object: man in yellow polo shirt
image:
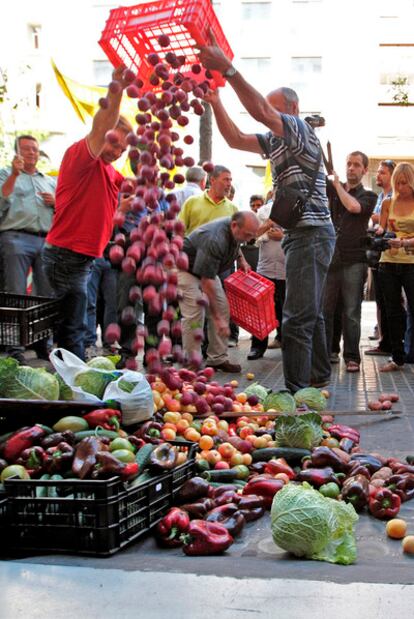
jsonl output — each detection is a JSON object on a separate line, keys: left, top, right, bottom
{"left": 178, "top": 165, "right": 238, "bottom": 233}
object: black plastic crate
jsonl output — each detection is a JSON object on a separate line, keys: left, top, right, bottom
{"left": 0, "top": 293, "right": 60, "bottom": 346}
{"left": 4, "top": 441, "right": 196, "bottom": 556}
{"left": 0, "top": 495, "right": 9, "bottom": 541}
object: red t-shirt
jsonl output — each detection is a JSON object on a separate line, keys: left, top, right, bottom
{"left": 46, "top": 138, "right": 123, "bottom": 257}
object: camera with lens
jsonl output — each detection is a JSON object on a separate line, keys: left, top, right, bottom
{"left": 361, "top": 229, "right": 396, "bottom": 267}
{"left": 304, "top": 115, "right": 325, "bottom": 129}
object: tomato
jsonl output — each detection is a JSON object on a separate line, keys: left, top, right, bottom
{"left": 241, "top": 453, "right": 253, "bottom": 466}
{"left": 199, "top": 435, "right": 214, "bottom": 450}
{"left": 184, "top": 427, "right": 201, "bottom": 442}
{"left": 111, "top": 449, "right": 136, "bottom": 463}
{"left": 402, "top": 536, "right": 414, "bottom": 554}
{"left": 201, "top": 421, "right": 218, "bottom": 436}
{"left": 175, "top": 452, "right": 187, "bottom": 466}
{"left": 217, "top": 420, "right": 229, "bottom": 432}
{"left": 253, "top": 435, "right": 268, "bottom": 449}
{"left": 321, "top": 437, "right": 340, "bottom": 448}
{"left": 162, "top": 422, "right": 177, "bottom": 432}
{"left": 163, "top": 397, "right": 181, "bottom": 413}
{"left": 109, "top": 438, "right": 136, "bottom": 453}
{"left": 218, "top": 442, "right": 235, "bottom": 460}
{"left": 274, "top": 473, "right": 290, "bottom": 485}
{"left": 215, "top": 461, "right": 230, "bottom": 470}
{"left": 230, "top": 452, "right": 244, "bottom": 466}
{"left": 163, "top": 411, "right": 181, "bottom": 425}
{"left": 161, "top": 428, "right": 177, "bottom": 441}
{"left": 176, "top": 419, "right": 190, "bottom": 434}
{"left": 205, "top": 449, "right": 222, "bottom": 465}
{"left": 181, "top": 412, "right": 194, "bottom": 423}
{"left": 239, "top": 426, "right": 254, "bottom": 439}
{"left": 236, "top": 393, "right": 247, "bottom": 404}
{"left": 152, "top": 381, "right": 167, "bottom": 393}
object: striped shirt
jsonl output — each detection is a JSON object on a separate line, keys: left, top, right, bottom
{"left": 257, "top": 115, "right": 331, "bottom": 227}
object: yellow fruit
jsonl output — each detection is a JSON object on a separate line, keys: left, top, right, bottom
{"left": 402, "top": 535, "right": 414, "bottom": 554}
{"left": 386, "top": 519, "right": 407, "bottom": 539}
{"left": 246, "top": 372, "right": 255, "bottom": 380}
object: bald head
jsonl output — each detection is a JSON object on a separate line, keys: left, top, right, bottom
{"left": 230, "top": 211, "right": 259, "bottom": 243}
{"left": 266, "top": 87, "right": 299, "bottom": 115}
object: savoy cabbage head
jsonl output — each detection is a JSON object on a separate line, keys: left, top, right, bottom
{"left": 275, "top": 412, "right": 323, "bottom": 450}
{"left": 271, "top": 482, "right": 358, "bottom": 565}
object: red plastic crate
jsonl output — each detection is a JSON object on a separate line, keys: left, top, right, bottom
{"left": 224, "top": 270, "right": 278, "bottom": 340}
{"left": 98, "top": 0, "right": 233, "bottom": 91}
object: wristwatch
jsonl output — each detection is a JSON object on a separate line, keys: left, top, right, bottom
{"left": 223, "top": 65, "right": 237, "bottom": 78}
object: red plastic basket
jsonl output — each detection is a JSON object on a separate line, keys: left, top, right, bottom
{"left": 224, "top": 270, "right": 278, "bottom": 340}
{"left": 98, "top": 0, "right": 233, "bottom": 91}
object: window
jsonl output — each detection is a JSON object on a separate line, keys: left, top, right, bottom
{"left": 29, "top": 25, "right": 41, "bottom": 50}
{"left": 93, "top": 60, "right": 113, "bottom": 86}
{"left": 290, "top": 56, "right": 322, "bottom": 91}
{"left": 241, "top": 2, "right": 271, "bottom": 20}
{"left": 35, "top": 83, "right": 41, "bottom": 109}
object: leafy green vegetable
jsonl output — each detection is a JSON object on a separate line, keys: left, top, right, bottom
{"left": 118, "top": 379, "right": 139, "bottom": 394}
{"left": 54, "top": 373, "right": 74, "bottom": 401}
{"left": 271, "top": 482, "right": 358, "bottom": 565}
{"left": 275, "top": 413, "right": 323, "bottom": 450}
{"left": 73, "top": 369, "right": 117, "bottom": 399}
{"left": 86, "top": 356, "right": 116, "bottom": 370}
{"left": 0, "top": 357, "right": 59, "bottom": 400}
{"left": 263, "top": 391, "right": 296, "bottom": 413}
{"left": 244, "top": 382, "right": 269, "bottom": 403}
{"left": 294, "top": 387, "right": 327, "bottom": 412}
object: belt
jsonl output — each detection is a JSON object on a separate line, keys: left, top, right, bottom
{"left": 16, "top": 229, "right": 47, "bottom": 237}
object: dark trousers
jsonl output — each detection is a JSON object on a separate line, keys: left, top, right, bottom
{"left": 42, "top": 245, "right": 93, "bottom": 360}
{"left": 379, "top": 263, "right": 414, "bottom": 365}
{"left": 251, "top": 277, "right": 286, "bottom": 352}
{"left": 371, "top": 266, "right": 392, "bottom": 351}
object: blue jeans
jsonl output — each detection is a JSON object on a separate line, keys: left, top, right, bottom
{"left": 281, "top": 225, "right": 335, "bottom": 392}
{"left": 86, "top": 258, "right": 118, "bottom": 347}
{"left": 42, "top": 245, "right": 93, "bottom": 360}
{"left": 379, "top": 263, "right": 414, "bottom": 366}
{"left": 251, "top": 277, "right": 286, "bottom": 352}
{"left": 323, "top": 261, "right": 367, "bottom": 364}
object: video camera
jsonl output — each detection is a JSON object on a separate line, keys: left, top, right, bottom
{"left": 361, "top": 229, "right": 396, "bottom": 267}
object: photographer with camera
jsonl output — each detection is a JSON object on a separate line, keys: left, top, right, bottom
{"left": 323, "top": 152, "right": 377, "bottom": 372}
{"left": 376, "top": 162, "right": 414, "bottom": 372}
{"left": 365, "top": 159, "right": 396, "bottom": 356}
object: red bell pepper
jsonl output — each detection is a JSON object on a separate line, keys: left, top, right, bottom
{"left": 368, "top": 487, "right": 401, "bottom": 519}
{"left": 3, "top": 425, "right": 50, "bottom": 462}
{"left": 205, "top": 503, "right": 245, "bottom": 537}
{"left": 242, "top": 475, "right": 284, "bottom": 509}
{"left": 43, "top": 442, "right": 74, "bottom": 474}
{"left": 16, "top": 445, "right": 45, "bottom": 476}
{"left": 385, "top": 474, "right": 414, "bottom": 502}
{"left": 328, "top": 424, "right": 360, "bottom": 444}
{"left": 264, "top": 458, "right": 295, "bottom": 479}
{"left": 181, "top": 520, "right": 233, "bottom": 555}
{"left": 83, "top": 409, "right": 121, "bottom": 431}
{"left": 155, "top": 507, "right": 190, "bottom": 547}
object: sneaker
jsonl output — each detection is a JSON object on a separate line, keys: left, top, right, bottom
{"left": 207, "top": 361, "right": 241, "bottom": 373}
{"left": 85, "top": 345, "right": 99, "bottom": 361}
{"left": 330, "top": 352, "right": 340, "bottom": 363}
{"left": 268, "top": 340, "right": 281, "bottom": 350}
{"left": 228, "top": 338, "right": 238, "bottom": 348}
{"left": 365, "top": 347, "right": 390, "bottom": 356}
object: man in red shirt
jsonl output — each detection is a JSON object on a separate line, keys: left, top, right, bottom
{"left": 42, "top": 65, "right": 133, "bottom": 359}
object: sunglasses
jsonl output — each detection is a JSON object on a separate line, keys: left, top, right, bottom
{"left": 381, "top": 159, "right": 396, "bottom": 170}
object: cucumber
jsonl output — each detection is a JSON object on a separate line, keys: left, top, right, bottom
{"left": 251, "top": 447, "right": 311, "bottom": 463}
{"left": 201, "top": 469, "right": 241, "bottom": 483}
{"left": 135, "top": 443, "right": 156, "bottom": 470}
{"left": 128, "top": 471, "right": 153, "bottom": 487}
{"left": 36, "top": 473, "right": 50, "bottom": 498}
{"left": 208, "top": 480, "right": 247, "bottom": 489}
{"left": 74, "top": 429, "right": 120, "bottom": 441}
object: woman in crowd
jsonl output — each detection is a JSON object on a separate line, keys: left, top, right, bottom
{"left": 377, "top": 162, "right": 414, "bottom": 371}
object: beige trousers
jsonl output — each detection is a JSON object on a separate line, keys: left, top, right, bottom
{"left": 177, "top": 271, "right": 230, "bottom": 365}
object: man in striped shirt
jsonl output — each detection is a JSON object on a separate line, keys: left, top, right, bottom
{"left": 198, "top": 41, "right": 336, "bottom": 393}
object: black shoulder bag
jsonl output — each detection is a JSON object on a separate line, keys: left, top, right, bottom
{"left": 269, "top": 148, "right": 322, "bottom": 229}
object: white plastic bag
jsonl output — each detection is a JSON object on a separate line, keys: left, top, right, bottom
{"left": 50, "top": 348, "right": 153, "bottom": 425}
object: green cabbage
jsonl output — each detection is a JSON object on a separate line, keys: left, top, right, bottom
{"left": 54, "top": 373, "right": 74, "bottom": 401}
{"left": 294, "top": 387, "right": 327, "bottom": 412}
{"left": 0, "top": 357, "right": 59, "bottom": 400}
{"left": 271, "top": 482, "right": 358, "bottom": 565}
{"left": 244, "top": 382, "right": 269, "bottom": 402}
{"left": 73, "top": 369, "right": 117, "bottom": 399}
{"left": 86, "top": 356, "right": 116, "bottom": 370}
{"left": 263, "top": 391, "right": 296, "bottom": 413}
{"left": 275, "top": 412, "right": 323, "bottom": 449}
